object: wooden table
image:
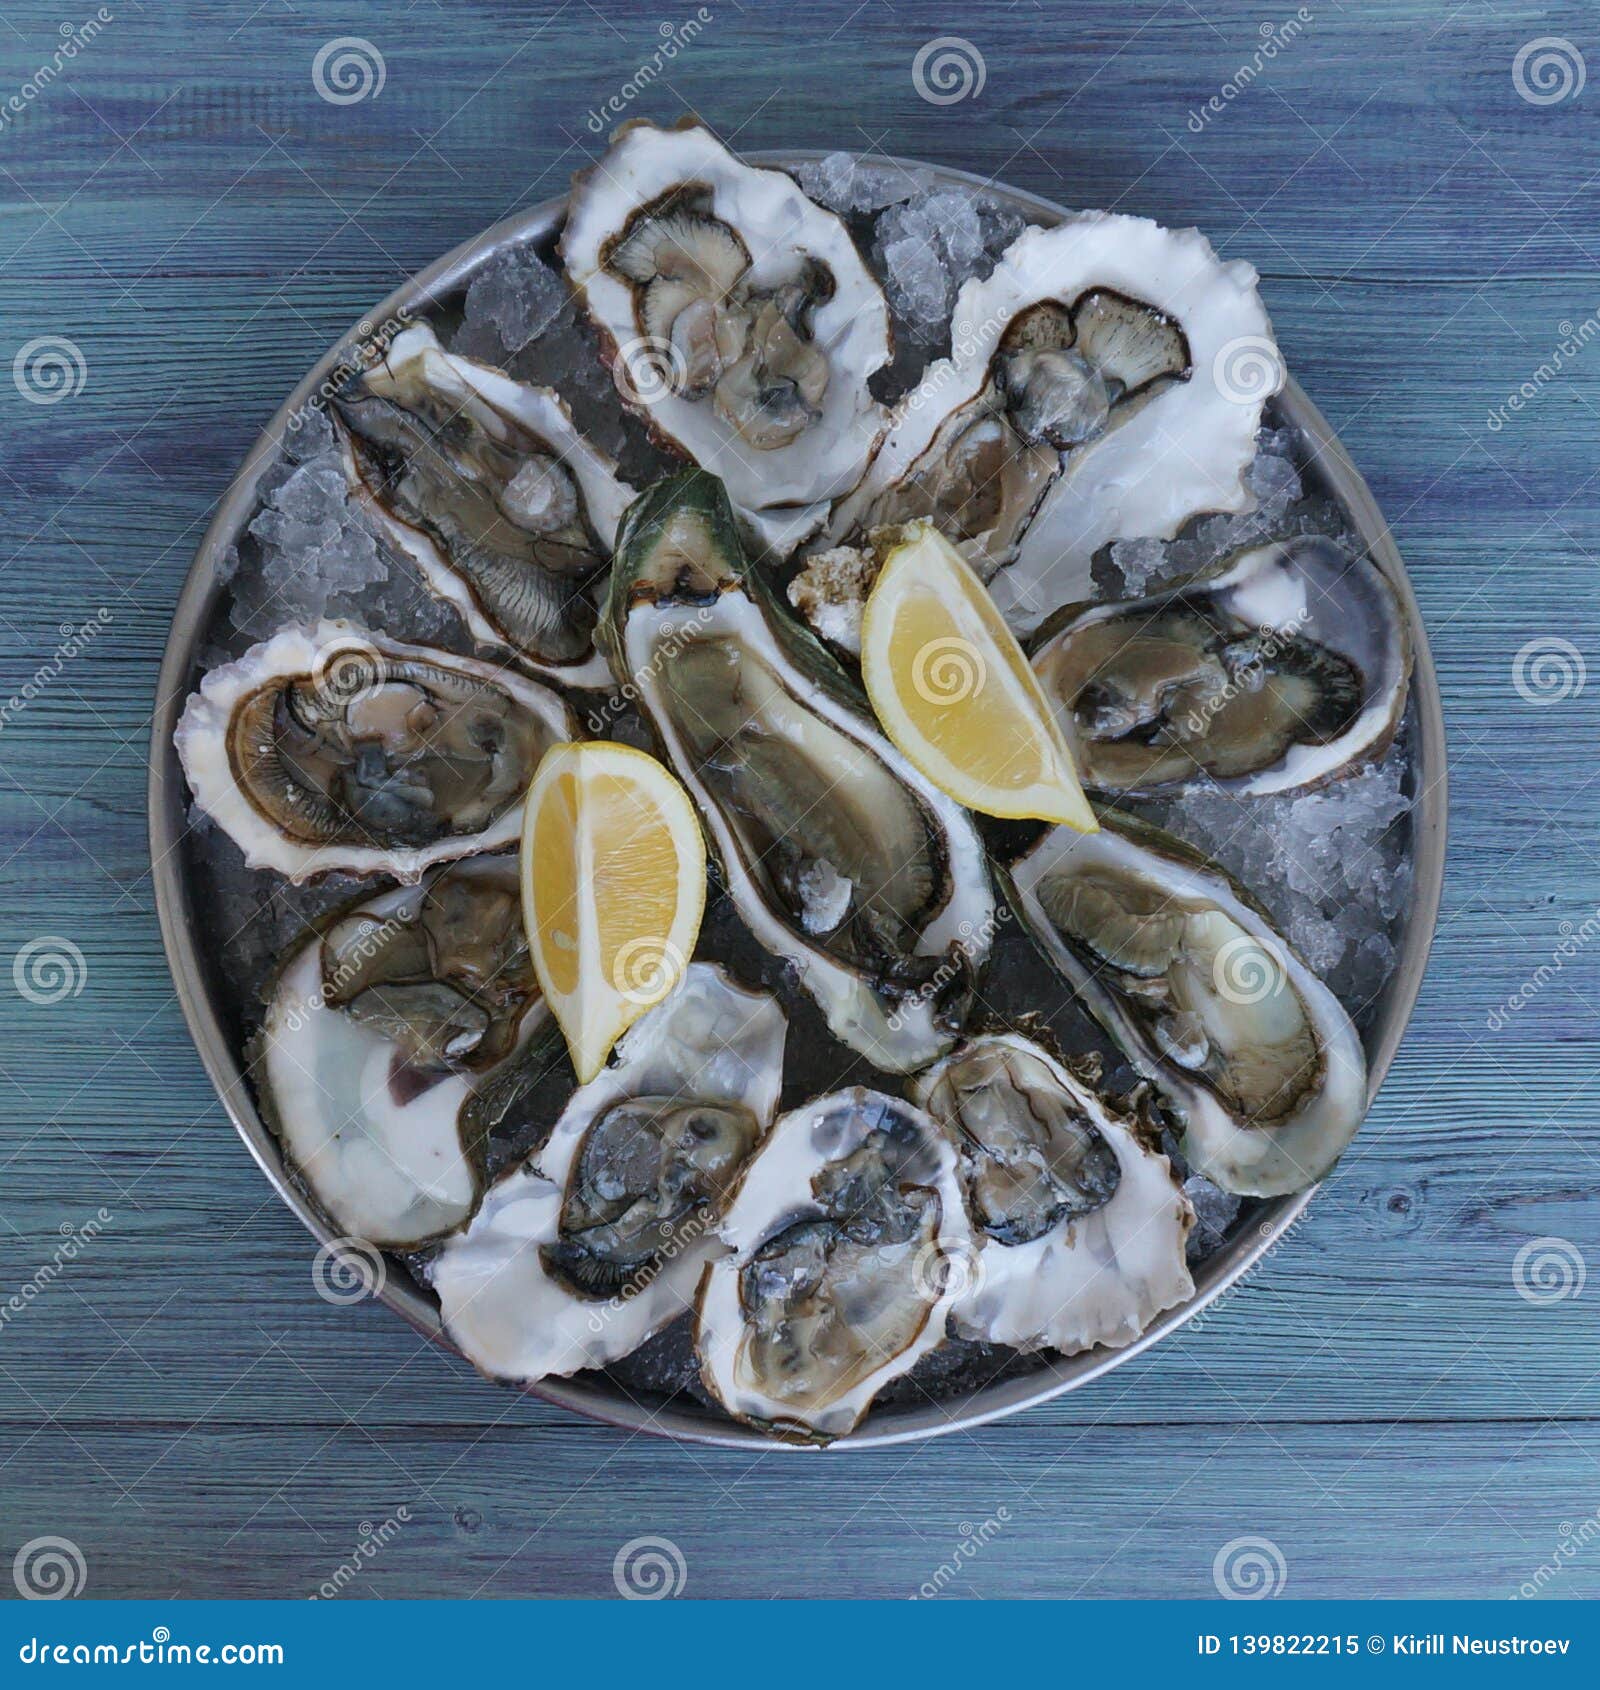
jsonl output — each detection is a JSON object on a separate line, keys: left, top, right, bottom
{"left": 2, "top": 0, "right": 1596, "bottom": 1600}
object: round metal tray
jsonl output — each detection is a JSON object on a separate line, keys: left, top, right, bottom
{"left": 148, "top": 154, "right": 1448, "bottom": 1450}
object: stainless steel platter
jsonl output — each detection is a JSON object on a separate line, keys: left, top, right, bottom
{"left": 148, "top": 155, "right": 1447, "bottom": 1450}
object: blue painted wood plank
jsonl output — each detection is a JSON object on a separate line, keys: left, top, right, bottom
{"left": 1, "top": 0, "right": 1598, "bottom": 1600}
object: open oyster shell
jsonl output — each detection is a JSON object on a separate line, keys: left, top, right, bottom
{"left": 696, "top": 1087, "right": 971, "bottom": 1443}
{"left": 828, "top": 214, "right": 1281, "bottom": 630}
{"left": 257, "top": 857, "right": 549, "bottom": 1249}
{"left": 562, "top": 120, "right": 891, "bottom": 555}
{"left": 1006, "top": 810, "right": 1367, "bottom": 1197}
{"left": 1031, "top": 537, "right": 1412, "bottom": 796}
{"left": 430, "top": 964, "right": 787, "bottom": 1383}
{"left": 175, "top": 621, "right": 577, "bottom": 882}
{"left": 601, "top": 470, "right": 996, "bottom": 1073}
{"left": 911, "top": 1033, "right": 1194, "bottom": 1353}
{"left": 332, "top": 321, "right": 629, "bottom": 686}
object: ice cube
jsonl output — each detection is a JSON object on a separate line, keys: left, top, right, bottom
{"left": 461, "top": 246, "right": 569, "bottom": 356}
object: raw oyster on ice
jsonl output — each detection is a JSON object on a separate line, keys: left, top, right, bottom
{"left": 911, "top": 1034, "right": 1194, "bottom": 1353}
{"left": 333, "top": 321, "right": 631, "bottom": 683}
{"left": 601, "top": 471, "right": 996, "bottom": 1073}
{"left": 562, "top": 121, "right": 891, "bottom": 553}
{"left": 258, "top": 858, "right": 548, "bottom": 1248}
{"left": 1031, "top": 537, "right": 1412, "bottom": 796}
{"left": 175, "top": 621, "right": 576, "bottom": 882}
{"left": 431, "top": 965, "right": 786, "bottom": 1382}
{"left": 696, "top": 1087, "right": 971, "bottom": 1442}
{"left": 1006, "top": 810, "right": 1367, "bottom": 1197}
{"left": 828, "top": 214, "right": 1281, "bottom": 628}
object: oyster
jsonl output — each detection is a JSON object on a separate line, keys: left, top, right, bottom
{"left": 562, "top": 121, "right": 890, "bottom": 553}
{"left": 176, "top": 621, "right": 576, "bottom": 881}
{"left": 333, "top": 321, "right": 630, "bottom": 684}
{"left": 911, "top": 1034, "right": 1194, "bottom": 1353}
{"left": 827, "top": 215, "right": 1280, "bottom": 628}
{"left": 258, "top": 858, "right": 547, "bottom": 1248}
{"left": 696, "top": 1087, "right": 970, "bottom": 1442}
{"left": 431, "top": 965, "right": 786, "bottom": 1382}
{"left": 1007, "top": 811, "right": 1366, "bottom": 1196}
{"left": 602, "top": 471, "right": 996, "bottom": 1073}
{"left": 1031, "top": 538, "right": 1412, "bottom": 796}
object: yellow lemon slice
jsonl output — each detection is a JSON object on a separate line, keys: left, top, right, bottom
{"left": 860, "top": 522, "right": 1097, "bottom": 830}
{"left": 521, "top": 741, "right": 706, "bottom": 1083}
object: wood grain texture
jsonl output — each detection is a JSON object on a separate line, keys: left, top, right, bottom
{"left": 2, "top": 0, "right": 1598, "bottom": 1601}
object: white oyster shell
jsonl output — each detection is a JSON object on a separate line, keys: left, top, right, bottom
{"left": 336, "top": 321, "right": 629, "bottom": 687}
{"left": 430, "top": 965, "right": 787, "bottom": 1384}
{"left": 696, "top": 1087, "right": 971, "bottom": 1442}
{"left": 561, "top": 122, "right": 890, "bottom": 553}
{"left": 831, "top": 214, "right": 1282, "bottom": 629}
{"left": 175, "top": 621, "right": 577, "bottom": 883}
{"left": 911, "top": 1034, "right": 1194, "bottom": 1353}
{"left": 1008, "top": 814, "right": 1368, "bottom": 1196}
{"left": 261, "top": 859, "right": 546, "bottom": 1249}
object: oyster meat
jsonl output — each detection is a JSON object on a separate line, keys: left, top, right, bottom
{"left": 696, "top": 1087, "right": 971, "bottom": 1442}
{"left": 562, "top": 121, "right": 890, "bottom": 554}
{"left": 431, "top": 964, "right": 786, "bottom": 1382}
{"left": 259, "top": 858, "right": 547, "bottom": 1248}
{"left": 1032, "top": 537, "right": 1412, "bottom": 796}
{"left": 602, "top": 471, "right": 996, "bottom": 1073}
{"left": 828, "top": 214, "right": 1281, "bottom": 629}
{"left": 333, "top": 321, "right": 630, "bottom": 684}
{"left": 911, "top": 1034, "right": 1194, "bottom": 1353}
{"left": 176, "top": 621, "right": 576, "bottom": 881}
{"left": 1006, "top": 810, "right": 1367, "bottom": 1196}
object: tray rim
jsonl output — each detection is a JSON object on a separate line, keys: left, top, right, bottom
{"left": 146, "top": 150, "right": 1449, "bottom": 1452}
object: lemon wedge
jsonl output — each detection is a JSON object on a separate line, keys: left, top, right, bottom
{"left": 521, "top": 741, "right": 706, "bottom": 1083}
{"left": 859, "top": 523, "right": 1098, "bottom": 830}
